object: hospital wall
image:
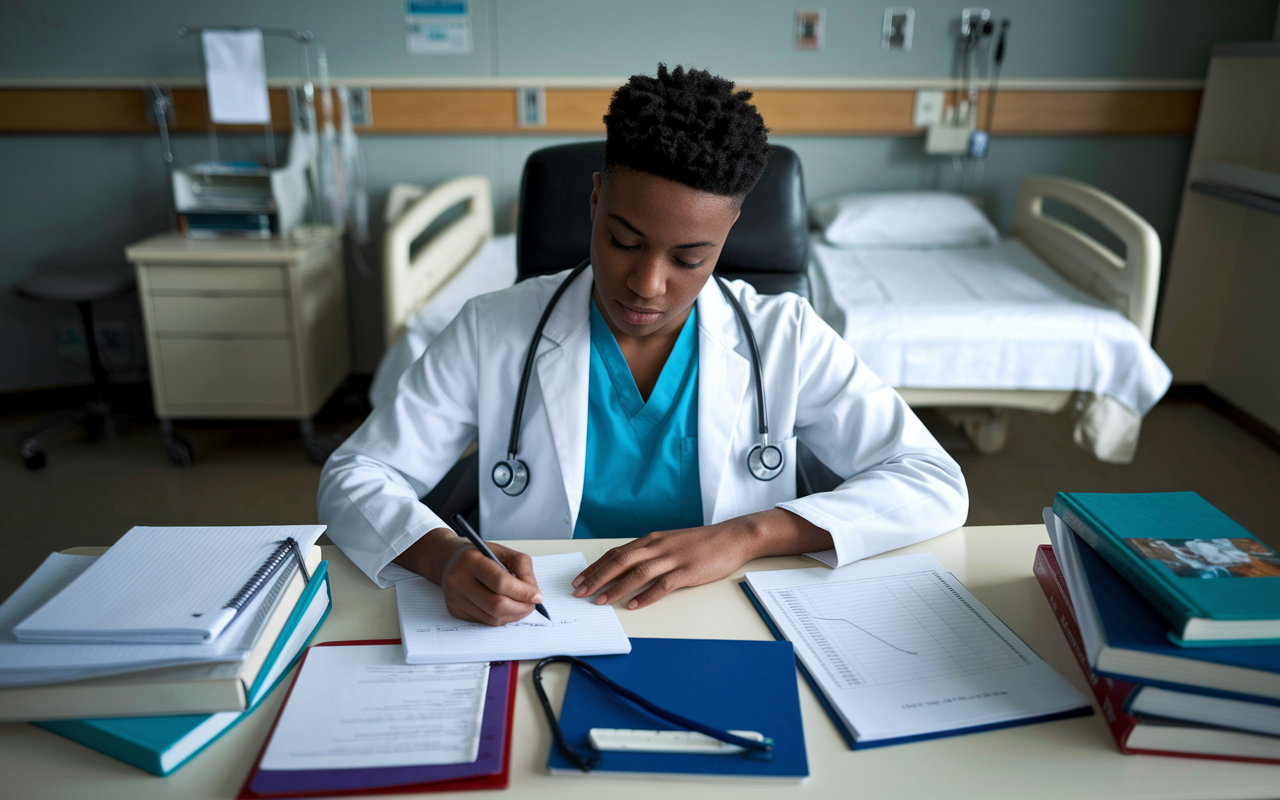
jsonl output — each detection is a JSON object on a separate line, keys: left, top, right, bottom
{"left": 0, "top": 0, "right": 1276, "bottom": 390}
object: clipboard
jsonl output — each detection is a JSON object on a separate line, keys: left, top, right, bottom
{"left": 238, "top": 640, "right": 516, "bottom": 798}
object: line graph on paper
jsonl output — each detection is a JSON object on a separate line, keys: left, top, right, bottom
{"left": 764, "top": 571, "right": 1029, "bottom": 690}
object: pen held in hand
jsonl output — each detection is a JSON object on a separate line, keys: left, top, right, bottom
{"left": 450, "top": 513, "right": 552, "bottom": 622}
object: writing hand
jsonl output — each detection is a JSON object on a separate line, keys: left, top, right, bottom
{"left": 395, "top": 528, "right": 544, "bottom": 626}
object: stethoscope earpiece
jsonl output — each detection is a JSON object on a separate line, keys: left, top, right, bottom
{"left": 492, "top": 458, "right": 529, "bottom": 496}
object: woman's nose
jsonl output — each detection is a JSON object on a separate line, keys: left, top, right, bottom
{"left": 627, "top": 257, "right": 665, "bottom": 299}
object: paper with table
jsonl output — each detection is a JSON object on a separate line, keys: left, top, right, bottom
{"left": 745, "top": 552, "right": 1090, "bottom": 747}
{"left": 395, "top": 552, "right": 631, "bottom": 664}
{"left": 260, "top": 644, "right": 488, "bottom": 770}
{"left": 14, "top": 525, "right": 325, "bottom": 645}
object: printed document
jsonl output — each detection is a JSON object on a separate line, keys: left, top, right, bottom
{"left": 746, "top": 553, "right": 1088, "bottom": 744}
{"left": 260, "top": 644, "right": 487, "bottom": 770}
{"left": 396, "top": 552, "right": 631, "bottom": 664}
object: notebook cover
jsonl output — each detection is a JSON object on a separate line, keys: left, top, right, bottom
{"left": 740, "top": 582, "right": 1090, "bottom": 749}
{"left": 35, "top": 564, "right": 332, "bottom": 776}
{"left": 238, "top": 640, "right": 514, "bottom": 798}
{"left": 1034, "top": 545, "right": 1280, "bottom": 765}
{"left": 1072, "top": 532, "right": 1280, "bottom": 704}
{"left": 1054, "top": 492, "right": 1280, "bottom": 638}
{"left": 546, "top": 637, "right": 808, "bottom": 778}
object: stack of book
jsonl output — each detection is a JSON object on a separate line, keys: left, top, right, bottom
{"left": 1038, "top": 492, "right": 1280, "bottom": 763}
{"left": 0, "top": 526, "right": 333, "bottom": 775}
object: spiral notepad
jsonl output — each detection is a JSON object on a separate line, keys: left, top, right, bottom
{"left": 13, "top": 525, "right": 325, "bottom": 645}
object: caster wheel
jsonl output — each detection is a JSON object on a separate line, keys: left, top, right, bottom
{"left": 22, "top": 451, "right": 47, "bottom": 471}
{"left": 304, "top": 431, "right": 344, "bottom": 465}
{"left": 165, "top": 434, "right": 194, "bottom": 468}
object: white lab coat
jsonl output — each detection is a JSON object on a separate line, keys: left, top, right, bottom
{"left": 318, "top": 267, "right": 968, "bottom": 587}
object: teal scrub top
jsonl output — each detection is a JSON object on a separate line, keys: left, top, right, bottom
{"left": 573, "top": 300, "right": 703, "bottom": 539}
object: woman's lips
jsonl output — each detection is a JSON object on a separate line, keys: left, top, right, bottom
{"left": 617, "top": 300, "right": 663, "bottom": 326}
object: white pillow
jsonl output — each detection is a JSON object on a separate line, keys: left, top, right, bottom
{"left": 811, "top": 191, "right": 998, "bottom": 248}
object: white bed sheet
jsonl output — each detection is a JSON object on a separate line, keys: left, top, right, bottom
{"left": 370, "top": 234, "right": 517, "bottom": 408}
{"left": 809, "top": 236, "right": 1171, "bottom": 418}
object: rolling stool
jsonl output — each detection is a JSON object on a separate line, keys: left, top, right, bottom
{"left": 15, "top": 267, "right": 136, "bottom": 470}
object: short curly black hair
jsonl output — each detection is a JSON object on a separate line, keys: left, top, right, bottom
{"left": 603, "top": 64, "right": 770, "bottom": 200}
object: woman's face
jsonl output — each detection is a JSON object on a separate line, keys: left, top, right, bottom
{"left": 589, "top": 166, "right": 740, "bottom": 340}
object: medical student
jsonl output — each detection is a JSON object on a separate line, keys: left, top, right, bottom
{"left": 318, "top": 64, "right": 968, "bottom": 626}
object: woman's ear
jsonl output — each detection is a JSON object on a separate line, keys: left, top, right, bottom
{"left": 590, "top": 172, "right": 603, "bottom": 222}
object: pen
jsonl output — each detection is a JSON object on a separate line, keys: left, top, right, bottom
{"left": 450, "top": 513, "right": 551, "bottom": 621}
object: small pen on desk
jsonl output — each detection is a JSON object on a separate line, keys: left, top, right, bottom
{"left": 450, "top": 513, "right": 552, "bottom": 622}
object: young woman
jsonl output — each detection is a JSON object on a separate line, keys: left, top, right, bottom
{"left": 318, "top": 65, "right": 967, "bottom": 626}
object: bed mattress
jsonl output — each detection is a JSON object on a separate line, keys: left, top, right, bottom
{"left": 371, "top": 234, "right": 517, "bottom": 407}
{"left": 808, "top": 236, "right": 1171, "bottom": 416}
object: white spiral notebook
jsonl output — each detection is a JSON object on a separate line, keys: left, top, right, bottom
{"left": 13, "top": 525, "right": 325, "bottom": 645}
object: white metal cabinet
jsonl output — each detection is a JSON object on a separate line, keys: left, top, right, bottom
{"left": 126, "top": 227, "right": 351, "bottom": 464}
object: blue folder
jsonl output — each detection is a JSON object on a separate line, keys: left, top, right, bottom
{"left": 547, "top": 637, "right": 808, "bottom": 779}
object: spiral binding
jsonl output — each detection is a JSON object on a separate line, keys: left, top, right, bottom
{"left": 224, "top": 537, "right": 309, "bottom": 611}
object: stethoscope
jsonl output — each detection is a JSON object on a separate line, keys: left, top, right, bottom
{"left": 491, "top": 258, "right": 784, "bottom": 497}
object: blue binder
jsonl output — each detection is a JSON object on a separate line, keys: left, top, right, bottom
{"left": 547, "top": 637, "right": 808, "bottom": 779}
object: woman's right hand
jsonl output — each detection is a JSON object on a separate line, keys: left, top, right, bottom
{"left": 394, "top": 527, "right": 544, "bottom": 626}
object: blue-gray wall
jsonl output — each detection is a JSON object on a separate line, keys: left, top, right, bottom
{"left": 1, "top": 0, "right": 1276, "bottom": 389}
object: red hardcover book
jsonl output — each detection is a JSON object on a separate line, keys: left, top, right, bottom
{"left": 1033, "top": 545, "right": 1280, "bottom": 764}
{"left": 238, "top": 640, "right": 517, "bottom": 798}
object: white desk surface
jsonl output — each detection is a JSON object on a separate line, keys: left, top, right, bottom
{"left": 4, "top": 525, "right": 1279, "bottom": 799}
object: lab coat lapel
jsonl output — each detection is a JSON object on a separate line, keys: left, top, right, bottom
{"left": 534, "top": 269, "right": 593, "bottom": 527}
{"left": 697, "top": 279, "right": 750, "bottom": 524}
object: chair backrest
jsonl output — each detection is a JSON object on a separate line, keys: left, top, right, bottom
{"left": 516, "top": 141, "right": 810, "bottom": 299}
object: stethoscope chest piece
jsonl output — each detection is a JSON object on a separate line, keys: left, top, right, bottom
{"left": 747, "top": 440, "right": 784, "bottom": 482}
{"left": 492, "top": 458, "right": 529, "bottom": 496}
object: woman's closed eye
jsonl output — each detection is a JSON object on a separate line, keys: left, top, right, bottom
{"left": 609, "top": 233, "right": 641, "bottom": 251}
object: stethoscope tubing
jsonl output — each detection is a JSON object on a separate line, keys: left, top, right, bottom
{"left": 497, "top": 260, "right": 782, "bottom": 495}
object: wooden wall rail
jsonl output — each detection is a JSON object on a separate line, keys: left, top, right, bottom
{"left": 0, "top": 86, "right": 1201, "bottom": 136}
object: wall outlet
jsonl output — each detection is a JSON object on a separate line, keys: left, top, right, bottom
{"left": 517, "top": 87, "right": 546, "bottom": 127}
{"left": 883, "top": 8, "right": 914, "bottom": 52}
{"left": 795, "top": 9, "right": 825, "bottom": 50}
{"left": 913, "top": 89, "right": 944, "bottom": 127}
{"left": 345, "top": 87, "right": 372, "bottom": 127}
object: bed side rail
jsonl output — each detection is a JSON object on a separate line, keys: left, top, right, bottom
{"left": 382, "top": 175, "right": 494, "bottom": 347}
{"left": 1010, "top": 175, "right": 1161, "bottom": 341}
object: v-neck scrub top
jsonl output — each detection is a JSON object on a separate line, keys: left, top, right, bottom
{"left": 573, "top": 300, "right": 703, "bottom": 539}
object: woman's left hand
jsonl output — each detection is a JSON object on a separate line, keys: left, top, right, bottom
{"left": 571, "top": 508, "right": 832, "bottom": 610}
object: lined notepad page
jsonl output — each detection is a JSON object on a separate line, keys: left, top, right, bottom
{"left": 396, "top": 553, "right": 631, "bottom": 664}
{"left": 14, "top": 526, "right": 325, "bottom": 645}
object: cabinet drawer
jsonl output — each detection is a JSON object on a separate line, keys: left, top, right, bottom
{"left": 151, "top": 296, "right": 290, "bottom": 334}
{"left": 157, "top": 339, "right": 297, "bottom": 407}
{"left": 146, "top": 265, "right": 285, "bottom": 293}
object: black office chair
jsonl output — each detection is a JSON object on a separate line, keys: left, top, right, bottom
{"left": 516, "top": 140, "right": 811, "bottom": 297}
{"left": 423, "top": 142, "right": 839, "bottom": 526}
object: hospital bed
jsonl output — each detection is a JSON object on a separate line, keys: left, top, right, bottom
{"left": 372, "top": 172, "right": 1170, "bottom": 464}
{"left": 807, "top": 176, "right": 1170, "bottom": 462}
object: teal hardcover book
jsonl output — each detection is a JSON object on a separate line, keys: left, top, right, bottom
{"left": 34, "top": 563, "right": 332, "bottom": 776}
{"left": 1054, "top": 492, "right": 1280, "bottom": 646}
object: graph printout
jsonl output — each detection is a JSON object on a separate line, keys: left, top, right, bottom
{"left": 746, "top": 553, "right": 1088, "bottom": 744}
